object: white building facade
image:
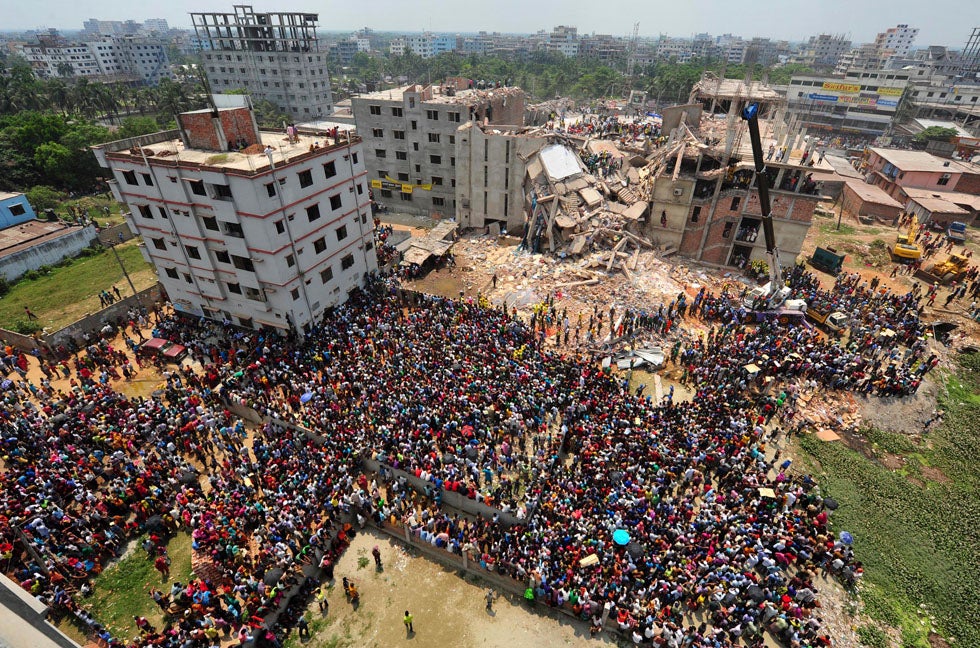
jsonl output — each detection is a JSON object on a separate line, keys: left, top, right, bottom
{"left": 93, "top": 106, "right": 377, "bottom": 334}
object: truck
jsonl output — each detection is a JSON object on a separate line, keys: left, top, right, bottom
{"left": 914, "top": 253, "right": 971, "bottom": 285}
{"left": 806, "top": 307, "right": 848, "bottom": 336}
{"left": 738, "top": 104, "right": 808, "bottom": 326}
{"left": 809, "top": 246, "right": 846, "bottom": 275}
{"left": 947, "top": 221, "right": 967, "bottom": 244}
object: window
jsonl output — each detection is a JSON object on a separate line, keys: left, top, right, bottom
{"left": 411, "top": 120, "right": 417, "bottom": 130}
{"left": 138, "top": 204, "right": 153, "bottom": 219}
{"left": 122, "top": 170, "right": 138, "bottom": 185}
{"left": 275, "top": 220, "right": 285, "bottom": 234}
{"left": 341, "top": 253, "right": 355, "bottom": 270}
{"left": 165, "top": 267, "right": 179, "bottom": 279}
{"left": 141, "top": 173, "right": 153, "bottom": 186}
{"left": 313, "top": 237, "right": 327, "bottom": 253}
{"left": 413, "top": 142, "right": 419, "bottom": 151}
{"left": 433, "top": 196, "right": 445, "bottom": 206}
{"left": 151, "top": 237, "right": 167, "bottom": 250}
{"left": 298, "top": 170, "right": 313, "bottom": 188}
{"left": 397, "top": 172, "right": 409, "bottom": 181}
{"left": 336, "top": 225, "right": 348, "bottom": 241}
{"left": 188, "top": 180, "right": 206, "bottom": 196}
{"left": 202, "top": 216, "right": 219, "bottom": 231}
{"left": 266, "top": 182, "right": 276, "bottom": 197}
{"left": 291, "top": 288, "right": 300, "bottom": 301}
{"left": 450, "top": 156, "right": 456, "bottom": 167}
{"left": 320, "top": 266, "right": 333, "bottom": 283}
{"left": 730, "top": 196, "right": 741, "bottom": 211}
{"left": 323, "top": 161, "right": 336, "bottom": 178}
{"left": 244, "top": 286, "right": 264, "bottom": 302}
{"left": 185, "top": 245, "right": 201, "bottom": 260}
{"left": 215, "top": 250, "right": 230, "bottom": 264}
{"left": 156, "top": 206, "right": 168, "bottom": 219}
{"left": 426, "top": 109, "right": 438, "bottom": 120}
{"left": 375, "top": 148, "right": 387, "bottom": 158}
{"left": 380, "top": 189, "right": 392, "bottom": 198}
{"left": 396, "top": 151, "right": 408, "bottom": 160}
{"left": 449, "top": 135, "right": 455, "bottom": 145}
{"left": 330, "top": 194, "right": 342, "bottom": 210}
{"left": 431, "top": 176, "right": 443, "bottom": 186}
{"left": 394, "top": 130, "right": 405, "bottom": 140}
{"left": 691, "top": 206, "right": 701, "bottom": 223}
{"left": 183, "top": 273, "right": 193, "bottom": 284}
{"left": 286, "top": 254, "right": 296, "bottom": 267}
{"left": 372, "top": 128, "right": 384, "bottom": 138}
{"left": 400, "top": 191, "right": 413, "bottom": 201}
{"left": 448, "top": 111, "right": 461, "bottom": 122}
{"left": 938, "top": 173, "right": 951, "bottom": 186}
{"left": 391, "top": 107, "right": 403, "bottom": 117}
{"left": 722, "top": 222, "right": 734, "bottom": 238}
{"left": 428, "top": 133, "right": 440, "bottom": 143}
{"left": 352, "top": 152, "right": 358, "bottom": 164}
{"left": 356, "top": 183, "right": 364, "bottom": 195}
{"left": 224, "top": 222, "right": 244, "bottom": 238}
{"left": 430, "top": 155, "right": 441, "bottom": 165}
{"left": 369, "top": 104, "right": 381, "bottom": 115}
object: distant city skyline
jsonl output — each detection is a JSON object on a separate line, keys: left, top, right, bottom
{"left": 1, "top": 0, "right": 974, "bottom": 48}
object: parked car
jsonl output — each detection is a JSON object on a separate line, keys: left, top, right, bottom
{"left": 139, "top": 337, "right": 188, "bottom": 363}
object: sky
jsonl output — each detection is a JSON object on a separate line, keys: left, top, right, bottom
{"left": 2, "top": 0, "right": 975, "bottom": 47}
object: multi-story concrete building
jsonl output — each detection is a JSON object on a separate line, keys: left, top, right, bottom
{"left": 17, "top": 32, "right": 172, "bottom": 85}
{"left": 389, "top": 39, "right": 406, "bottom": 56}
{"left": 142, "top": 19, "right": 170, "bottom": 34}
{"left": 875, "top": 24, "right": 919, "bottom": 59}
{"left": 191, "top": 6, "right": 334, "bottom": 119}
{"left": 801, "top": 34, "right": 851, "bottom": 68}
{"left": 404, "top": 33, "right": 456, "bottom": 59}
{"left": 784, "top": 69, "right": 909, "bottom": 136}
{"left": 351, "top": 83, "right": 526, "bottom": 218}
{"left": 92, "top": 103, "right": 377, "bottom": 334}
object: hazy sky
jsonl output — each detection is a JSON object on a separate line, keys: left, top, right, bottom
{"left": 3, "top": 0, "right": 975, "bottom": 47}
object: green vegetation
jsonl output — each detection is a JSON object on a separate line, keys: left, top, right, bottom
{"left": 820, "top": 222, "right": 856, "bottom": 236}
{"left": 799, "top": 352, "right": 980, "bottom": 648}
{"left": 87, "top": 533, "right": 194, "bottom": 640}
{"left": 0, "top": 240, "right": 155, "bottom": 331}
{"left": 914, "top": 126, "right": 958, "bottom": 142}
{"left": 62, "top": 192, "right": 128, "bottom": 226}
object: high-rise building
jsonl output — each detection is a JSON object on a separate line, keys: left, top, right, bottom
{"left": 17, "top": 32, "right": 172, "bottom": 85}
{"left": 802, "top": 34, "right": 851, "bottom": 68}
{"left": 92, "top": 102, "right": 376, "bottom": 335}
{"left": 875, "top": 24, "right": 919, "bottom": 59}
{"left": 351, "top": 82, "right": 525, "bottom": 219}
{"left": 142, "top": 19, "right": 170, "bottom": 34}
{"left": 191, "top": 6, "right": 334, "bottom": 119}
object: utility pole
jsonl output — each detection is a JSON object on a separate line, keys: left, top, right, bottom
{"left": 110, "top": 242, "right": 138, "bottom": 297}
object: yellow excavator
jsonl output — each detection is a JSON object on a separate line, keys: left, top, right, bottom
{"left": 891, "top": 218, "right": 922, "bottom": 261}
{"left": 914, "top": 253, "right": 970, "bottom": 285}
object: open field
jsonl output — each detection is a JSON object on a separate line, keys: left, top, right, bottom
{"left": 0, "top": 240, "right": 155, "bottom": 331}
{"left": 797, "top": 352, "right": 980, "bottom": 648}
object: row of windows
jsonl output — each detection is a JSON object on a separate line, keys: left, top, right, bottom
{"left": 206, "top": 53, "right": 323, "bottom": 64}
{"left": 366, "top": 104, "right": 462, "bottom": 122}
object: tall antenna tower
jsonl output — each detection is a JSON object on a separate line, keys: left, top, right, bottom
{"left": 626, "top": 21, "right": 640, "bottom": 81}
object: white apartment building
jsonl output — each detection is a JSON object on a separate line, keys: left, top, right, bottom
{"left": 390, "top": 39, "right": 406, "bottom": 56}
{"left": 18, "top": 34, "right": 172, "bottom": 84}
{"left": 92, "top": 105, "right": 377, "bottom": 335}
{"left": 875, "top": 24, "right": 919, "bottom": 58}
{"left": 192, "top": 6, "right": 334, "bottom": 119}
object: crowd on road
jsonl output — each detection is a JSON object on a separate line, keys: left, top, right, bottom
{"left": 1, "top": 268, "right": 938, "bottom": 647}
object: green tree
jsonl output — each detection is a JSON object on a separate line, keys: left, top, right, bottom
{"left": 34, "top": 142, "right": 74, "bottom": 185}
{"left": 25, "top": 185, "right": 67, "bottom": 211}
{"left": 915, "top": 126, "right": 958, "bottom": 142}
{"left": 116, "top": 116, "right": 160, "bottom": 139}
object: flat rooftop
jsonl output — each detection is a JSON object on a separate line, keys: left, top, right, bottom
{"left": 869, "top": 147, "right": 975, "bottom": 174}
{"left": 0, "top": 220, "right": 85, "bottom": 260}
{"left": 97, "top": 129, "right": 356, "bottom": 175}
{"left": 0, "top": 191, "right": 24, "bottom": 201}
{"left": 355, "top": 83, "right": 523, "bottom": 106}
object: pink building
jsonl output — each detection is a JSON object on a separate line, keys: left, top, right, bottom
{"left": 863, "top": 148, "right": 975, "bottom": 201}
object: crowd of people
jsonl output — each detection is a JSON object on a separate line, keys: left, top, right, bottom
{"left": 2, "top": 266, "right": 937, "bottom": 647}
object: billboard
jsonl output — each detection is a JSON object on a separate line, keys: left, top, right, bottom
{"left": 876, "top": 86, "right": 904, "bottom": 96}
{"left": 822, "top": 82, "right": 860, "bottom": 93}
{"left": 808, "top": 93, "right": 839, "bottom": 102}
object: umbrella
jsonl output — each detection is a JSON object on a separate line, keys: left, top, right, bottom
{"left": 612, "top": 529, "right": 630, "bottom": 546}
{"left": 626, "top": 541, "right": 643, "bottom": 558}
{"left": 300, "top": 392, "right": 314, "bottom": 403}
{"left": 179, "top": 470, "right": 199, "bottom": 485}
{"left": 145, "top": 515, "right": 165, "bottom": 533}
{"left": 1, "top": 379, "right": 12, "bottom": 390}
{"left": 263, "top": 567, "right": 284, "bottom": 586}
{"left": 745, "top": 584, "right": 765, "bottom": 603}
{"left": 839, "top": 531, "right": 854, "bottom": 546}
{"left": 824, "top": 497, "right": 839, "bottom": 511}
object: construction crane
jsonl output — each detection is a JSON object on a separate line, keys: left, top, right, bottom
{"left": 625, "top": 22, "right": 640, "bottom": 80}
{"left": 739, "top": 103, "right": 808, "bottom": 324}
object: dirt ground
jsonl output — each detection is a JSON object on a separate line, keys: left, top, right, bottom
{"left": 295, "top": 530, "right": 616, "bottom": 648}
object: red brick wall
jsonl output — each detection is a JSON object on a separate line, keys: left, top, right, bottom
{"left": 700, "top": 217, "right": 735, "bottom": 265}
{"left": 954, "top": 171, "right": 980, "bottom": 195}
{"left": 841, "top": 184, "right": 901, "bottom": 223}
{"left": 179, "top": 107, "right": 260, "bottom": 152}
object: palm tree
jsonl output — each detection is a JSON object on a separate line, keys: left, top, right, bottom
{"left": 45, "top": 79, "right": 73, "bottom": 116}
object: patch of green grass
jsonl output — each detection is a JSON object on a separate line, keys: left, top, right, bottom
{"left": 86, "top": 532, "right": 194, "bottom": 640}
{"left": 0, "top": 240, "right": 154, "bottom": 330}
{"left": 856, "top": 624, "right": 889, "bottom": 648}
{"left": 62, "top": 193, "right": 128, "bottom": 226}
{"left": 820, "top": 222, "right": 856, "bottom": 236}
{"left": 284, "top": 611, "right": 347, "bottom": 648}
{"left": 799, "top": 356, "right": 980, "bottom": 648}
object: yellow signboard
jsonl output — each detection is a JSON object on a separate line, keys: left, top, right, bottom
{"left": 372, "top": 177, "right": 432, "bottom": 193}
{"left": 876, "top": 86, "right": 904, "bottom": 96}
{"left": 822, "top": 82, "right": 860, "bottom": 93}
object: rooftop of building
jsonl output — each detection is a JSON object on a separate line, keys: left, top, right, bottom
{"left": 95, "top": 128, "right": 356, "bottom": 176}
{"left": 690, "top": 73, "right": 783, "bottom": 102}
{"left": 353, "top": 83, "right": 524, "bottom": 107}
{"left": 868, "top": 147, "right": 976, "bottom": 173}
{"left": 0, "top": 220, "right": 85, "bottom": 260}
{"left": 906, "top": 194, "right": 970, "bottom": 214}
{"left": 844, "top": 179, "right": 904, "bottom": 207}
{"left": 903, "top": 187, "right": 980, "bottom": 211}
{"left": 0, "top": 191, "right": 24, "bottom": 202}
